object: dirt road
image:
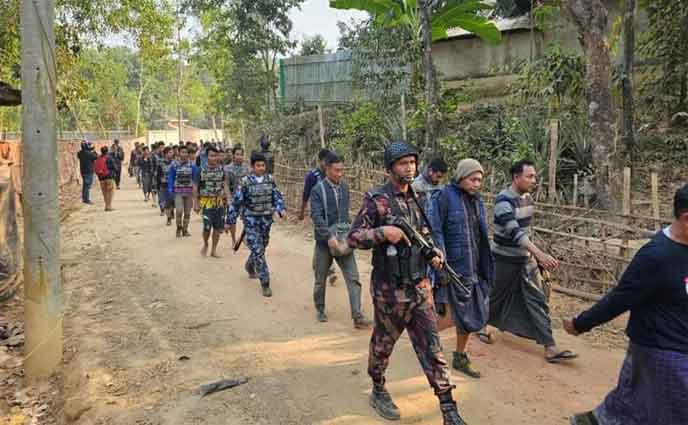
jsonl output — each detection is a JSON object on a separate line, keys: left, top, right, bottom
{"left": 59, "top": 180, "right": 625, "bottom": 425}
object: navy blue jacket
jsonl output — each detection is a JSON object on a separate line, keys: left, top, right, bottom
{"left": 428, "top": 183, "right": 495, "bottom": 332}
{"left": 302, "top": 168, "right": 324, "bottom": 204}
{"left": 429, "top": 183, "right": 494, "bottom": 286}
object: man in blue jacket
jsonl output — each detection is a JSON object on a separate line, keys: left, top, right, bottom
{"left": 428, "top": 159, "right": 494, "bottom": 378}
{"left": 566, "top": 184, "right": 688, "bottom": 425}
{"left": 310, "top": 153, "right": 371, "bottom": 328}
{"left": 298, "top": 148, "right": 332, "bottom": 221}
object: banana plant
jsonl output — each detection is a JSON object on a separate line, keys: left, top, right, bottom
{"left": 330, "top": 0, "right": 502, "bottom": 44}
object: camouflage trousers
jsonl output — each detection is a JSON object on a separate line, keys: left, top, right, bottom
{"left": 244, "top": 216, "right": 273, "bottom": 287}
{"left": 369, "top": 284, "right": 453, "bottom": 396}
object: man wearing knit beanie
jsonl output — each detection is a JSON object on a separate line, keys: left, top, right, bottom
{"left": 428, "top": 158, "right": 495, "bottom": 379}
{"left": 454, "top": 159, "right": 484, "bottom": 183}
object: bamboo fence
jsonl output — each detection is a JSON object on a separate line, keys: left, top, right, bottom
{"left": 273, "top": 162, "right": 676, "bottom": 300}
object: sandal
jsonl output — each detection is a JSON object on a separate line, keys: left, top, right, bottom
{"left": 477, "top": 331, "right": 496, "bottom": 345}
{"left": 546, "top": 349, "right": 578, "bottom": 364}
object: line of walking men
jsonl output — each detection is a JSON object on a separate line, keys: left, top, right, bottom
{"left": 129, "top": 137, "right": 285, "bottom": 298}
{"left": 303, "top": 141, "right": 687, "bottom": 425}
{"left": 80, "top": 136, "right": 688, "bottom": 425}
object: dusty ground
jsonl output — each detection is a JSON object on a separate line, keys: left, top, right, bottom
{"left": 50, "top": 179, "right": 629, "bottom": 425}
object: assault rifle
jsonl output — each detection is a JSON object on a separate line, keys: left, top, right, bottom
{"left": 388, "top": 215, "right": 472, "bottom": 301}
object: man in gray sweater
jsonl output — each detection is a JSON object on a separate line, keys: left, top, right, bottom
{"left": 310, "top": 153, "right": 371, "bottom": 329}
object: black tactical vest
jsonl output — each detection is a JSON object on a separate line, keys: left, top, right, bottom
{"left": 243, "top": 175, "right": 275, "bottom": 216}
{"left": 174, "top": 162, "right": 194, "bottom": 191}
{"left": 371, "top": 183, "right": 427, "bottom": 289}
{"left": 160, "top": 160, "right": 173, "bottom": 184}
{"left": 199, "top": 166, "right": 225, "bottom": 197}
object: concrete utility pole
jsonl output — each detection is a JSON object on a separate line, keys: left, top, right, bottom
{"left": 20, "top": 0, "right": 62, "bottom": 379}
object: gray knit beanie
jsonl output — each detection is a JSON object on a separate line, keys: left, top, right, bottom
{"left": 454, "top": 158, "right": 484, "bottom": 182}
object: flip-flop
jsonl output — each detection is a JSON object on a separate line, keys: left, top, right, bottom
{"left": 477, "top": 331, "right": 495, "bottom": 345}
{"left": 546, "top": 350, "right": 579, "bottom": 364}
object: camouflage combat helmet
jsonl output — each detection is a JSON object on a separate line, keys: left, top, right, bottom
{"left": 383, "top": 140, "right": 418, "bottom": 170}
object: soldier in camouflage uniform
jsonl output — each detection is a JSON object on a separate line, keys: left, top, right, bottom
{"left": 348, "top": 141, "right": 468, "bottom": 425}
{"left": 227, "top": 152, "right": 286, "bottom": 298}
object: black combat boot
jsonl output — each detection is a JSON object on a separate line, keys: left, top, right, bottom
{"left": 176, "top": 226, "right": 183, "bottom": 238}
{"left": 440, "top": 401, "right": 468, "bottom": 425}
{"left": 369, "top": 387, "right": 401, "bottom": 421}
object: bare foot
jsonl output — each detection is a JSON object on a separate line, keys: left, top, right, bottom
{"left": 201, "top": 245, "right": 208, "bottom": 257}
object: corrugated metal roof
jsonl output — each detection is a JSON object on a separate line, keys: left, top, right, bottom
{"left": 445, "top": 15, "right": 532, "bottom": 39}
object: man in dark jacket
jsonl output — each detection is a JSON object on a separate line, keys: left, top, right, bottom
{"left": 77, "top": 141, "right": 97, "bottom": 204}
{"left": 566, "top": 184, "right": 688, "bottom": 425}
{"left": 111, "top": 139, "right": 125, "bottom": 189}
{"left": 310, "top": 153, "right": 371, "bottom": 328}
{"left": 299, "top": 148, "right": 331, "bottom": 221}
{"left": 429, "top": 159, "right": 494, "bottom": 379}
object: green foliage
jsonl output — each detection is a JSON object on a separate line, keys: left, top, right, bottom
{"left": 517, "top": 43, "right": 585, "bottom": 111}
{"left": 330, "top": 102, "right": 392, "bottom": 162}
{"left": 532, "top": 3, "right": 560, "bottom": 31}
{"left": 299, "top": 34, "right": 329, "bottom": 56}
{"left": 331, "top": 0, "right": 501, "bottom": 44}
{"left": 189, "top": 0, "right": 304, "bottom": 116}
{"left": 638, "top": 0, "right": 688, "bottom": 118}
{"left": 439, "top": 104, "right": 591, "bottom": 190}
{"left": 337, "top": 18, "right": 415, "bottom": 100}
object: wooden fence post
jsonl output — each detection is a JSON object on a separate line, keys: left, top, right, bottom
{"left": 318, "top": 104, "right": 325, "bottom": 149}
{"left": 622, "top": 167, "right": 632, "bottom": 221}
{"left": 547, "top": 119, "right": 559, "bottom": 203}
{"left": 572, "top": 173, "right": 579, "bottom": 207}
{"left": 651, "top": 172, "right": 660, "bottom": 231}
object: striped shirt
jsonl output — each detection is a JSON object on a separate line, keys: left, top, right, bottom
{"left": 492, "top": 185, "right": 534, "bottom": 257}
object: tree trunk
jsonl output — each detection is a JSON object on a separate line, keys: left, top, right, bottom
{"left": 271, "top": 53, "right": 278, "bottom": 112}
{"left": 621, "top": 0, "right": 636, "bottom": 162}
{"left": 565, "top": 0, "right": 619, "bottom": 211}
{"left": 420, "top": 0, "right": 436, "bottom": 151}
{"left": 135, "top": 67, "right": 144, "bottom": 138}
{"left": 176, "top": 14, "right": 184, "bottom": 143}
